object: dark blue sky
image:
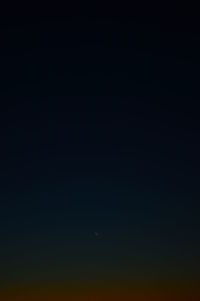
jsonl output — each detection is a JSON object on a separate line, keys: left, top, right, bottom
{"left": 0, "top": 15, "right": 200, "bottom": 290}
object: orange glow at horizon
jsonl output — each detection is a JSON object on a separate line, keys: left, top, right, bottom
{"left": 1, "top": 282, "right": 199, "bottom": 301}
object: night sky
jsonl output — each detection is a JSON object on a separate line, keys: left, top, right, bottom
{"left": 0, "top": 11, "right": 200, "bottom": 300}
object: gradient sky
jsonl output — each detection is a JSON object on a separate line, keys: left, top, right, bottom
{"left": 0, "top": 14, "right": 200, "bottom": 300}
